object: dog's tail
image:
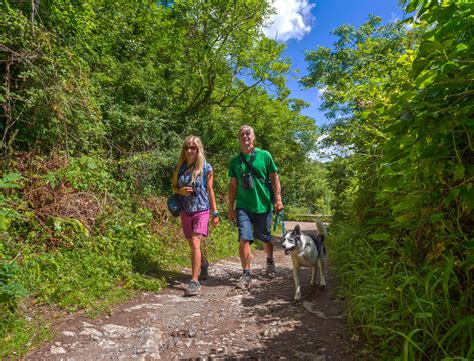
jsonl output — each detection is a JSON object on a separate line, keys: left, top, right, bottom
{"left": 315, "top": 219, "right": 327, "bottom": 241}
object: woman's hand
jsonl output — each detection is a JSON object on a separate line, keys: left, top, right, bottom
{"left": 179, "top": 186, "right": 194, "bottom": 196}
{"left": 211, "top": 215, "right": 219, "bottom": 227}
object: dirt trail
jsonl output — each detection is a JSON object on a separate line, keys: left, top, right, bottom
{"left": 25, "top": 222, "right": 367, "bottom": 360}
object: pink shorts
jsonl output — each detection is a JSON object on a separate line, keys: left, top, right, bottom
{"left": 180, "top": 209, "right": 210, "bottom": 240}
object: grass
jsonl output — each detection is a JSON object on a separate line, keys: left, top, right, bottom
{"left": 329, "top": 222, "right": 473, "bottom": 360}
{"left": 1, "top": 210, "right": 238, "bottom": 358}
{"left": 0, "top": 311, "right": 51, "bottom": 359}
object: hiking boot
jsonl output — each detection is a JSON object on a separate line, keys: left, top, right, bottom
{"left": 199, "top": 258, "right": 209, "bottom": 280}
{"left": 236, "top": 273, "right": 252, "bottom": 289}
{"left": 265, "top": 259, "right": 276, "bottom": 277}
{"left": 184, "top": 280, "right": 201, "bottom": 296}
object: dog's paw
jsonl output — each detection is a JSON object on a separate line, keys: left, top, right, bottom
{"left": 294, "top": 293, "right": 302, "bottom": 301}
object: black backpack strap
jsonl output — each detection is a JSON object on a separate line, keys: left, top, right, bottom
{"left": 239, "top": 152, "right": 266, "bottom": 184}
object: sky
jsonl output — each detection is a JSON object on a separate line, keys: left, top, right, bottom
{"left": 263, "top": 0, "right": 406, "bottom": 128}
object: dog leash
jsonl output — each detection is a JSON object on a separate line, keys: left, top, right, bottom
{"left": 273, "top": 210, "right": 285, "bottom": 235}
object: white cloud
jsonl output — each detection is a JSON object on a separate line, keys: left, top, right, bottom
{"left": 263, "top": 0, "right": 315, "bottom": 42}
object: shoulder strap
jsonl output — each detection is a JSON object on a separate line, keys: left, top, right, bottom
{"left": 178, "top": 162, "right": 194, "bottom": 176}
{"left": 203, "top": 161, "right": 207, "bottom": 190}
{"left": 240, "top": 152, "right": 266, "bottom": 184}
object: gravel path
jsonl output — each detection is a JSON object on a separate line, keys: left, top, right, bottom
{"left": 24, "top": 222, "right": 367, "bottom": 360}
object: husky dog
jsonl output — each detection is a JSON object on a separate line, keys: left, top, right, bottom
{"left": 281, "top": 220, "right": 327, "bottom": 300}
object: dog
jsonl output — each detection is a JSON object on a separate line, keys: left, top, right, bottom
{"left": 281, "top": 220, "right": 327, "bottom": 300}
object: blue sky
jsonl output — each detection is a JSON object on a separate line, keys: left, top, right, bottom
{"left": 263, "top": 0, "right": 405, "bottom": 128}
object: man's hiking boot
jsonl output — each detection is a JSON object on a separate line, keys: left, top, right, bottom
{"left": 184, "top": 280, "right": 201, "bottom": 296}
{"left": 236, "top": 273, "right": 252, "bottom": 289}
{"left": 265, "top": 259, "right": 276, "bottom": 277}
{"left": 199, "top": 258, "right": 209, "bottom": 280}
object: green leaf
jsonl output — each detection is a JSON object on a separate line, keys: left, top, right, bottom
{"left": 406, "top": 0, "right": 422, "bottom": 13}
{"left": 367, "top": 216, "right": 385, "bottom": 225}
{"left": 463, "top": 241, "right": 474, "bottom": 250}
{"left": 453, "top": 164, "right": 465, "bottom": 181}
{"left": 415, "top": 312, "right": 432, "bottom": 319}
{"left": 444, "top": 189, "right": 460, "bottom": 207}
{"left": 430, "top": 212, "right": 447, "bottom": 223}
{"left": 455, "top": 43, "right": 468, "bottom": 52}
{"left": 392, "top": 198, "right": 419, "bottom": 213}
{"left": 395, "top": 214, "right": 414, "bottom": 225}
{"left": 368, "top": 233, "right": 390, "bottom": 241}
{"left": 460, "top": 187, "right": 474, "bottom": 209}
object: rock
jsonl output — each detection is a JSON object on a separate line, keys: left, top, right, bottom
{"left": 98, "top": 339, "right": 117, "bottom": 349}
{"left": 294, "top": 350, "right": 326, "bottom": 360}
{"left": 302, "top": 302, "right": 328, "bottom": 319}
{"left": 351, "top": 334, "right": 360, "bottom": 342}
{"left": 103, "top": 324, "right": 132, "bottom": 338}
{"left": 50, "top": 346, "right": 66, "bottom": 354}
{"left": 61, "top": 331, "right": 76, "bottom": 337}
{"left": 79, "top": 328, "right": 103, "bottom": 338}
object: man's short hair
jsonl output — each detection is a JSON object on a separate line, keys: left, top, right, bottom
{"left": 239, "top": 125, "right": 254, "bottom": 136}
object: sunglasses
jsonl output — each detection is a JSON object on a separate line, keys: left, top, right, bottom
{"left": 240, "top": 131, "right": 252, "bottom": 136}
{"left": 184, "top": 145, "right": 196, "bottom": 151}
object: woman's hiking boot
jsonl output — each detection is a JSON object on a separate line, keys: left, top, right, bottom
{"left": 184, "top": 280, "right": 201, "bottom": 296}
{"left": 199, "top": 258, "right": 209, "bottom": 280}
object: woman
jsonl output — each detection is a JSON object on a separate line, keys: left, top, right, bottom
{"left": 172, "top": 135, "right": 219, "bottom": 296}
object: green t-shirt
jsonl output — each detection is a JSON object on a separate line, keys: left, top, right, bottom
{"left": 228, "top": 148, "right": 278, "bottom": 213}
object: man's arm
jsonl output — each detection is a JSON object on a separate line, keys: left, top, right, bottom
{"left": 270, "top": 172, "right": 283, "bottom": 212}
{"left": 228, "top": 177, "right": 237, "bottom": 221}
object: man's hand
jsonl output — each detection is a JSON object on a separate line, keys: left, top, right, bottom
{"left": 227, "top": 208, "right": 236, "bottom": 222}
{"left": 274, "top": 199, "right": 284, "bottom": 213}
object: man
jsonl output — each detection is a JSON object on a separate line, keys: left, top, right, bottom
{"left": 228, "top": 125, "right": 284, "bottom": 288}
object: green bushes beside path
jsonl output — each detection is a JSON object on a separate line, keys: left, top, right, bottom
{"left": 304, "top": 1, "right": 473, "bottom": 358}
{"left": 0, "top": 154, "right": 236, "bottom": 358}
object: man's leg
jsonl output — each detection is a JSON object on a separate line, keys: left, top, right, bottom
{"left": 237, "top": 239, "right": 252, "bottom": 288}
{"left": 239, "top": 239, "right": 252, "bottom": 270}
{"left": 263, "top": 241, "right": 274, "bottom": 260}
{"left": 235, "top": 209, "right": 254, "bottom": 288}
{"left": 254, "top": 210, "right": 275, "bottom": 276}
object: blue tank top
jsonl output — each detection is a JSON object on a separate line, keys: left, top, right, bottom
{"left": 177, "top": 162, "right": 213, "bottom": 213}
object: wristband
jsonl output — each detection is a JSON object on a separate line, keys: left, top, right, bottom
{"left": 212, "top": 211, "right": 219, "bottom": 218}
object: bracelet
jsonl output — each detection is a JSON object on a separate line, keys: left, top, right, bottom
{"left": 212, "top": 211, "right": 219, "bottom": 218}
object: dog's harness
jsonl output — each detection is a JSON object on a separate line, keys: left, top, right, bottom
{"left": 309, "top": 234, "right": 325, "bottom": 256}
{"left": 273, "top": 210, "right": 285, "bottom": 235}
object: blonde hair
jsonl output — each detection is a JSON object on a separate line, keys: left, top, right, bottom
{"left": 171, "top": 135, "right": 205, "bottom": 193}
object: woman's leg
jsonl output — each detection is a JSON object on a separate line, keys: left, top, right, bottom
{"left": 188, "top": 233, "right": 202, "bottom": 281}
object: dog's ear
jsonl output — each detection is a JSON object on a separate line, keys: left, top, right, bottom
{"left": 293, "top": 224, "right": 301, "bottom": 236}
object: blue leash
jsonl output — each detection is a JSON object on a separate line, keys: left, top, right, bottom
{"left": 273, "top": 210, "right": 285, "bottom": 235}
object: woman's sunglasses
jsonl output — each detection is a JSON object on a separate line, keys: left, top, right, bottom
{"left": 184, "top": 145, "right": 196, "bottom": 151}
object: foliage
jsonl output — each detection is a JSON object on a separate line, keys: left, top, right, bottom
{"left": 0, "top": 154, "right": 237, "bottom": 357}
{"left": 1, "top": 0, "right": 319, "bottom": 207}
{"left": 281, "top": 159, "right": 333, "bottom": 214}
{"left": 303, "top": 2, "right": 473, "bottom": 359}
{"left": 0, "top": 261, "right": 27, "bottom": 309}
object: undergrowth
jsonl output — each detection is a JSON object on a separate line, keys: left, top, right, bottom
{"left": 330, "top": 222, "right": 473, "bottom": 360}
{"left": 0, "top": 154, "right": 236, "bottom": 358}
